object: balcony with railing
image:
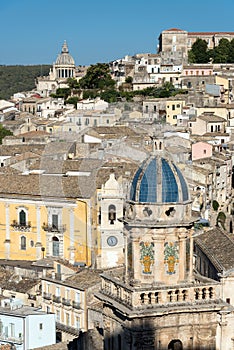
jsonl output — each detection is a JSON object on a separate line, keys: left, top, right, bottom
{"left": 42, "top": 223, "right": 66, "bottom": 233}
{"left": 62, "top": 297, "right": 71, "bottom": 307}
{"left": 56, "top": 322, "right": 80, "bottom": 336}
{"left": 43, "top": 292, "right": 52, "bottom": 300}
{"left": 72, "top": 301, "right": 81, "bottom": 309}
{"left": 0, "top": 334, "right": 23, "bottom": 344}
{"left": 11, "top": 220, "right": 31, "bottom": 232}
{"left": 53, "top": 295, "right": 61, "bottom": 304}
{"left": 28, "top": 293, "right": 37, "bottom": 301}
{"left": 100, "top": 275, "right": 221, "bottom": 310}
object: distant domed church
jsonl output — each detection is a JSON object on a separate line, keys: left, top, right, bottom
{"left": 36, "top": 41, "right": 76, "bottom": 97}
{"left": 95, "top": 138, "right": 234, "bottom": 350}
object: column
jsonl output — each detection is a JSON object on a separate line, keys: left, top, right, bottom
{"left": 178, "top": 229, "right": 187, "bottom": 282}
{"left": 152, "top": 232, "right": 165, "bottom": 284}
{"left": 189, "top": 229, "right": 194, "bottom": 282}
{"left": 123, "top": 231, "right": 129, "bottom": 282}
{"left": 4, "top": 204, "right": 10, "bottom": 259}
{"left": 35, "top": 206, "right": 42, "bottom": 259}
{"left": 131, "top": 230, "right": 141, "bottom": 283}
{"left": 69, "top": 208, "right": 75, "bottom": 264}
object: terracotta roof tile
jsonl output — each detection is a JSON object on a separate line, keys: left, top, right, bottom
{"left": 195, "top": 228, "right": 234, "bottom": 272}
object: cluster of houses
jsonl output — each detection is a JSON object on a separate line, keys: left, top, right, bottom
{"left": 1, "top": 28, "right": 234, "bottom": 349}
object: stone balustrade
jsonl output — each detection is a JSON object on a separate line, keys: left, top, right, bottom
{"left": 101, "top": 276, "right": 220, "bottom": 309}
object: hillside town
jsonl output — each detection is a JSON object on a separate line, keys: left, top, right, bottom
{"left": 0, "top": 28, "right": 234, "bottom": 349}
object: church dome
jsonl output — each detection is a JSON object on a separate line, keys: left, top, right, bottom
{"left": 55, "top": 41, "right": 75, "bottom": 66}
{"left": 130, "top": 155, "right": 189, "bottom": 204}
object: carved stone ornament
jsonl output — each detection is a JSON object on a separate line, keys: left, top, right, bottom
{"left": 125, "top": 203, "right": 136, "bottom": 220}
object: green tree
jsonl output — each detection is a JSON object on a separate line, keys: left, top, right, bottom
{"left": 188, "top": 39, "right": 210, "bottom": 63}
{"left": 66, "top": 77, "right": 80, "bottom": 89}
{"left": 66, "top": 96, "right": 79, "bottom": 108}
{"left": 50, "top": 88, "right": 70, "bottom": 99}
{"left": 125, "top": 76, "right": 133, "bottom": 84}
{"left": 100, "top": 89, "right": 120, "bottom": 103}
{"left": 228, "top": 39, "right": 234, "bottom": 63}
{"left": 0, "top": 124, "right": 13, "bottom": 144}
{"left": 79, "top": 63, "right": 115, "bottom": 90}
{"left": 212, "top": 38, "right": 230, "bottom": 63}
{"left": 0, "top": 65, "right": 51, "bottom": 100}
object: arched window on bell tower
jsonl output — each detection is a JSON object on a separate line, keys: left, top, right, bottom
{"left": 108, "top": 205, "right": 116, "bottom": 225}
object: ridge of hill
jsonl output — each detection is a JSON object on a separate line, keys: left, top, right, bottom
{"left": 0, "top": 65, "right": 51, "bottom": 100}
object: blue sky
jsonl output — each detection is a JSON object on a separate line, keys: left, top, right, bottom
{"left": 1, "top": 0, "right": 234, "bottom": 66}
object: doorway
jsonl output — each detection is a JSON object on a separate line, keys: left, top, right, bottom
{"left": 168, "top": 339, "right": 183, "bottom": 350}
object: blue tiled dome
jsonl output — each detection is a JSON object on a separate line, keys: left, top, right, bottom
{"left": 130, "top": 156, "right": 189, "bottom": 203}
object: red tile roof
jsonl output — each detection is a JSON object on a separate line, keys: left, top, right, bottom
{"left": 165, "top": 28, "right": 184, "bottom": 32}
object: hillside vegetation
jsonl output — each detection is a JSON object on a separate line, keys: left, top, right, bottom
{"left": 0, "top": 65, "right": 51, "bottom": 100}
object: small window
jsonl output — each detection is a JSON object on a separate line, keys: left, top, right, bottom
{"left": 56, "top": 287, "right": 60, "bottom": 297}
{"left": 20, "top": 236, "right": 26, "bottom": 250}
{"left": 52, "top": 214, "right": 58, "bottom": 229}
{"left": 172, "top": 105, "right": 175, "bottom": 110}
{"left": 39, "top": 323, "right": 43, "bottom": 330}
{"left": 75, "top": 292, "right": 81, "bottom": 303}
{"left": 66, "top": 313, "right": 70, "bottom": 326}
{"left": 56, "top": 310, "right": 60, "bottom": 322}
{"left": 76, "top": 316, "right": 80, "bottom": 329}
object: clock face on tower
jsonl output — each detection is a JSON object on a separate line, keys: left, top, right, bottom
{"left": 107, "top": 236, "right": 118, "bottom": 247}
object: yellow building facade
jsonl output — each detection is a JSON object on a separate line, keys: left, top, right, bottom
{"left": 166, "top": 99, "right": 185, "bottom": 125}
{"left": 41, "top": 268, "right": 101, "bottom": 341}
{"left": 0, "top": 173, "right": 92, "bottom": 266}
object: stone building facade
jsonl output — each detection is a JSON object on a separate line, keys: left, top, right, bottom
{"left": 158, "top": 28, "right": 234, "bottom": 64}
